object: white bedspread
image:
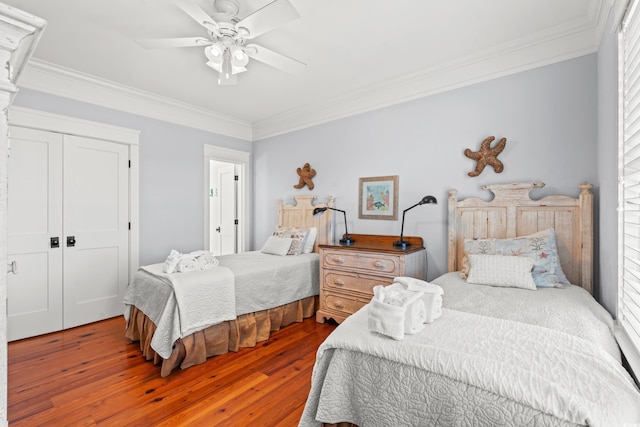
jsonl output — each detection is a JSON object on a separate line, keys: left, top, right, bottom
{"left": 300, "top": 308, "right": 640, "bottom": 427}
{"left": 124, "top": 251, "right": 319, "bottom": 358}
{"left": 434, "top": 271, "right": 621, "bottom": 361}
{"left": 124, "top": 263, "right": 235, "bottom": 358}
{"left": 216, "top": 251, "right": 319, "bottom": 315}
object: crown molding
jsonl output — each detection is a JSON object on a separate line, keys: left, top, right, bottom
{"left": 15, "top": 1, "right": 609, "bottom": 142}
{"left": 18, "top": 59, "right": 253, "bottom": 141}
{"left": 253, "top": 0, "right": 611, "bottom": 140}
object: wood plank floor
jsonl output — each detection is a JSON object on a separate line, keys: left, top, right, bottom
{"left": 8, "top": 315, "right": 338, "bottom": 426}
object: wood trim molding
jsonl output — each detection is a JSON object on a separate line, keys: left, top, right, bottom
{"left": 8, "top": 106, "right": 140, "bottom": 144}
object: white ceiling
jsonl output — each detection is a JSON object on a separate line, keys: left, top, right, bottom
{"left": 5, "top": 0, "right": 609, "bottom": 141}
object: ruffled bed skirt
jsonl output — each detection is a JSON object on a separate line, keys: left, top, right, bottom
{"left": 126, "top": 296, "right": 318, "bottom": 377}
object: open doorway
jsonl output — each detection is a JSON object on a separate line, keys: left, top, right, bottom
{"left": 209, "top": 160, "right": 239, "bottom": 255}
{"left": 203, "top": 145, "right": 250, "bottom": 255}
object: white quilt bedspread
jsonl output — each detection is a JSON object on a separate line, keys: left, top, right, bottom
{"left": 124, "top": 263, "right": 235, "bottom": 358}
{"left": 124, "top": 252, "right": 319, "bottom": 358}
{"left": 216, "top": 251, "right": 319, "bottom": 316}
{"left": 434, "top": 272, "right": 621, "bottom": 361}
{"left": 300, "top": 307, "right": 640, "bottom": 427}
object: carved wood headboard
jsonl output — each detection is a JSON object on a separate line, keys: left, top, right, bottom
{"left": 447, "top": 182, "right": 594, "bottom": 293}
{"left": 277, "top": 195, "right": 335, "bottom": 252}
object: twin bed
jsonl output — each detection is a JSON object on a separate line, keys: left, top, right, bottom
{"left": 124, "top": 195, "right": 334, "bottom": 377}
{"left": 300, "top": 182, "right": 640, "bottom": 427}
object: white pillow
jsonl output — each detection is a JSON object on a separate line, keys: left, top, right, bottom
{"left": 466, "top": 254, "right": 536, "bottom": 290}
{"left": 272, "top": 226, "right": 309, "bottom": 255}
{"left": 303, "top": 227, "right": 318, "bottom": 253}
{"left": 261, "top": 236, "right": 293, "bottom": 256}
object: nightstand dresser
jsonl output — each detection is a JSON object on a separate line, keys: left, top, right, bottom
{"left": 316, "top": 234, "right": 427, "bottom": 324}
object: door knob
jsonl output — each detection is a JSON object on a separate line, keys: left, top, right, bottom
{"left": 67, "top": 236, "right": 76, "bottom": 247}
{"left": 7, "top": 261, "right": 17, "bottom": 275}
{"left": 50, "top": 237, "right": 59, "bottom": 248}
{"left": 215, "top": 227, "right": 221, "bottom": 233}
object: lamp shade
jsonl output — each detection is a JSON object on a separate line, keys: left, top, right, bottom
{"left": 230, "top": 46, "right": 249, "bottom": 68}
{"left": 205, "top": 43, "right": 224, "bottom": 64}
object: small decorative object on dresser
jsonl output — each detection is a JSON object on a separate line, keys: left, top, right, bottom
{"left": 317, "top": 234, "right": 427, "bottom": 324}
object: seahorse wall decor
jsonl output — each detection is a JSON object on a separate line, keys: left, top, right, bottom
{"left": 464, "top": 136, "right": 507, "bottom": 177}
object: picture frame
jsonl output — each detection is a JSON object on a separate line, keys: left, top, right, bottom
{"left": 358, "top": 175, "right": 399, "bottom": 220}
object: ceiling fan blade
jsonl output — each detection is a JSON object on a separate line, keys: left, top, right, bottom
{"left": 174, "top": 0, "right": 219, "bottom": 32}
{"left": 135, "top": 37, "right": 212, "bottom": 49}
{"left": 246, "top": 44, "right": 305, "bottom": 75}
{"left": 236, "top": 0, "right": 300, "bottom": 39}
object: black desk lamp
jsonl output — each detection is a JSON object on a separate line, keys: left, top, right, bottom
{"left": 394, "top": 195, "right": 437, "bottom": 250}
{"left": 313, "top": 207, "right": 355, "bottom": 246}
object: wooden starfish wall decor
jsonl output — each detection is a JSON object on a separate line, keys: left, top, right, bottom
{"left": 464, "top": 136, "right": 507, "bottom": 177}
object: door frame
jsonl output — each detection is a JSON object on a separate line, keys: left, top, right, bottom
{"left": 8, "top": 106, "right": 140, "bottom": 280}
{"left": 203, "top": 144, "right": 251, "bottom": 253}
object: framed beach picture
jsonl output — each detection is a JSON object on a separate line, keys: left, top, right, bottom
{"left": 358, "top": 175, "right": 399, "bottom": 220}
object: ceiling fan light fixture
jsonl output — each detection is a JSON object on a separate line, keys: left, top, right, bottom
{"left": 205, "top": 42, "right": 225, "bottom": 63}
{"left": 230, "top": 46, "right": 249, "bottom": 67}
{"left": 206, "top": 61, "right": 222, "bottom": 72}
{"left": 218, "top": 51, "right": 237, "bottom": 85}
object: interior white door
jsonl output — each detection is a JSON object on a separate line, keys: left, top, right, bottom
{"left": 218, "top": 164, "right": 236, "bottom": 255}
{"left": 63, "top": 135, "right": 129, "bottom": 328}
{"left": 7, "top": 127, "right": 64, "bottom": 341}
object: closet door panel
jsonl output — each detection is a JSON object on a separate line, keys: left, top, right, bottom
{"left": 7, "top": 127, "right": 63, "bottom": 341}
{"left": 63, "top": 135, "right": 129, "bottom": 328}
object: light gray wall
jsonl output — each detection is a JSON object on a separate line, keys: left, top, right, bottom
{"left": 12, "top": 89, "right": 252, "bottom": 266}
{"left": 597, "top": 10, "right": 619, "bottom": 316}
{"left": 254, "top": 55, "right": 599, "bottom": 285}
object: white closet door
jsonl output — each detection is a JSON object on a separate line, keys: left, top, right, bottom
{"left": 7, "top": 127, "right": 64, "bottom": 341}
{"left": 63, "top": 135, "right": 129, "bottom": 328}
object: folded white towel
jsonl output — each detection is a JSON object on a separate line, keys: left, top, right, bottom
{"left": 164, "top": 249, "right": 182, "bottom": 273}
{"left": 391, "top": 279, "right": 443, "bottom": 324}
{"left": 394, "top": 276, "right": 444, "bottom": 294}
{"left": 368, "top": 285, "right": 426, "bottom": 340}
{"left": 191, "top": 251, "right": 219, "bottom": 270}
{"left": 176, "top": 255, "right": 201, "bottom": 273}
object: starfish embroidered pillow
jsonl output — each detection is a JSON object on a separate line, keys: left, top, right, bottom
{"left": 460, "top": 229, "right": 569, "bottom": 288}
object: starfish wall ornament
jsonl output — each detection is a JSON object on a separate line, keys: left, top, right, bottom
{"left": 464, "top": 136, "right": 507, "bottom": 177}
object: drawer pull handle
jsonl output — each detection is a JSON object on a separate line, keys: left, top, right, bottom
{"left": 334, "top": 301, "right": 344, "bottom": 309}
{"left": 373, "top": 261, "right": 385, "bottom": 269}
{"left": 333, "top": 279, "right": 345, "bottom": 286}
{"left": 332, "top": 256, "right": 345, "bottom": 264}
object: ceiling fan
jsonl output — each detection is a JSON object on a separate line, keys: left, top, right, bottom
{"left": 136, "top": 0, "right": 306, "bottom": 85}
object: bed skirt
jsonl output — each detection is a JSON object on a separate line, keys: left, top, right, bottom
{"left": 125, "top": 295, "right": 318, "bottom": 377}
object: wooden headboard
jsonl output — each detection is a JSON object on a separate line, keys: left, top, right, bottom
{"left": 447, "top": 182, "right": 594, "bottom": 293}
{"left": 277, "top": 195, "right": 335, "bottom": 252}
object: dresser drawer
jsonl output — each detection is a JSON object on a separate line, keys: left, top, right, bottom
{"left": 322, "top": 250, "right": 401, "bottom": 275}
{"left": 323, "top": 270, "right": 393, "bottom": 295}
{"left": 323, "top": 291, "right": 367, "bottom": 316}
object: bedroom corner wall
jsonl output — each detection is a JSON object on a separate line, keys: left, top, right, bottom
{"left": 10, "top": 89, "right": 252, "bottom": 266}
{"left": 253, "top": 54, "right": 599, "bottom": 298}
{"left": 596, "top": 8, "right": 619, "bottom": 316}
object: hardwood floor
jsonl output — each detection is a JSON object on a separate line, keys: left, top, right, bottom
{"left": 8, "top": 315, "right": 337, "bottom": 426}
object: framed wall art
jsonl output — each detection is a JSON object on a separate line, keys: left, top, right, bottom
{"left": 358, "top": 175, "right": 398, "bottom": 220}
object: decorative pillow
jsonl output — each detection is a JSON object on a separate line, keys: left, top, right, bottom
{"left": 272, "top": 227, "right": 309, "bottom": 255}
{"left": 466, "top": 254, "right": 536, "bottom": 290}
{"left": 261, "top": 236, "right": 293, "bottom": 256}
{"left": 303, "top": 227, "right": 318, "bottom": 253}
{"left": 460, "top": 229, "right": 568, "bottom": 288}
